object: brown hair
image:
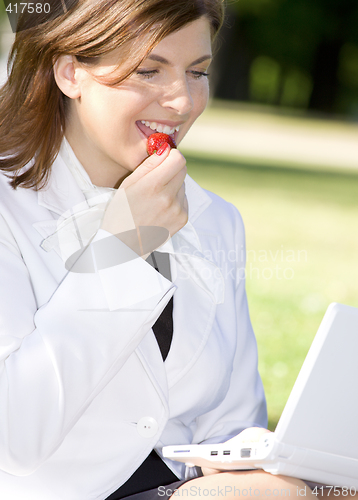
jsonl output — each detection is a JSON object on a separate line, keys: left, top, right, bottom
{"left": 0, "top": 0, "right": 224, "bottom": 190}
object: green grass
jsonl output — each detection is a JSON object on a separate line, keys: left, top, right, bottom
{"left": 184, "top": 153, "right": 358, "bottom": 430}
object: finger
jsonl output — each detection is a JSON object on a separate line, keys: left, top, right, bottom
{"left": 164, "top": 164, "right": 187, "bottom": 200}
{"left": 175, "top": 183, "right": 187, "bottom": 210}
{"left": 123, "top": 143, "right": 171, "bottom": 187}
{"left": 179, "top": 190, "right": 188, "bottom": 216}
{"left": 183, "top": 195, "right": 188, "bottom": 215}
{"left": 175, "top": 188, "right": 188, "bottom": 223}
{"left": 147, "top": 148, "right": 187, "bottom": 186}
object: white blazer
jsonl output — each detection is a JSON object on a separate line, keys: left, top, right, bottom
{"left": 0, "top": 153, "right": 267, "bottom": 500}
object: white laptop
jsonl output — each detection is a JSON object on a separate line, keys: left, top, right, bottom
{"left": 163, "top": 303, "right": 358, "bottom": 487}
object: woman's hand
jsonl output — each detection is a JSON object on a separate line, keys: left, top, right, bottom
{"left": 201, "top": 427, "right": 272, "bottom": 476}
{"left": 101, "top": 145, "right": 188, "bottom": 256}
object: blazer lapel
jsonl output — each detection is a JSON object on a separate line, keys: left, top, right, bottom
{"left": 38, "top": 153, "right": 87, "bottom": 216}
{"left": 133, "top": 176, "right": 225, "bottom": 395}
{"left": 32, "top": 159, "right": 224, "bottom": 399}
{"left": 33, "top": 153, "right": 87, "bottom": 240}
{"left": 156, "top": 176, "right": 225, "bottom": 388}
{"left": 136, "top": 330, "right": 170, "bottom": 411}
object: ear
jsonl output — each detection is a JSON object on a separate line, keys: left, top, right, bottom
{"left": 53, "top": 55, "right": 81, "bottom": 99}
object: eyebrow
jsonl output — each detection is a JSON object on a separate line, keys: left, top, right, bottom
{"left": 147, "top": 54, "right": 212, "bottom": 66}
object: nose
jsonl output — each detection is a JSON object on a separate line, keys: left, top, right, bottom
{"left": 158, "top": 78, "right": 194, "bottom": 116}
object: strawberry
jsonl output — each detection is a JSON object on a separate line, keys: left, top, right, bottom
{"left": 147, "top": 133, "right": 177, "bottom": 155}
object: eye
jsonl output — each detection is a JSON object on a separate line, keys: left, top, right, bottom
{"left": 189, "top": 71, "right": 210, "bottom": 80}
{"left": 136, "top": 69, "right": 159, "bottom": 79}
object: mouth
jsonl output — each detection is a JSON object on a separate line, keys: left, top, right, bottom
{"left": 135, "top": 120, "right": 182, "bottom": 143}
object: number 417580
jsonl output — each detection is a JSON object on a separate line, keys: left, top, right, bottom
{"left": 312, "top": 486, "right": 357, "bottom": 497}
{"left": 5, "top": 3, "right": 51, "bottom": 14}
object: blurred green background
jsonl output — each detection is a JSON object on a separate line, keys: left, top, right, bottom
{"left": 184, "top": 142, "right": 358, "bottom": 429}
{"left": 1, "top": 0, "right": 358, "bottom": 430}
{"left": 211, "top": 0, "right": 358, "bottom": 117}
{"left": 180, "top": 99, "right": 358, "bottom": 430}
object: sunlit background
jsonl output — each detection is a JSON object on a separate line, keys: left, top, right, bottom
{"left": 1, "top": 0, "right": 358, "bottom": 429}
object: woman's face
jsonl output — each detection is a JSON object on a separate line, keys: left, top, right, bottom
{"left": 64, "top": 17, "right": 212, "bottom": 187}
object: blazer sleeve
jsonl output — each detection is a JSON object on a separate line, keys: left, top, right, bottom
{"left": 0, "top": 215, "right": 174, "bottom": 475}
{"left": 191, "top": 205, "right": 268, "bottom": 445}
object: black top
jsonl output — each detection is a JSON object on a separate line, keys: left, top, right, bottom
{"left": 145, "top": 251, "right": 173, "bottom": 360}
{"left": 105, "top": 252, "right": 177, "bottom": 500}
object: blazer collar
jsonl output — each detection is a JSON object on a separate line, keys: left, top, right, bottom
{"left": 35, "top": 152, "right": 223, "bottom": 393}
{"left": 37, "top": 152, "right": 87, "bottom": 216}
{"left": 37, "top": 152, "right": 212, "bottom": 227}
{"left": 184, "top": 174, "right": 212, "bottom": 225}
{"left": 35, "top": 152, "right": 223, "bottom": 304}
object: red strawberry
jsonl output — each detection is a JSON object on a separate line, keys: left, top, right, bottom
{"left": 147, "top": 133, "right": 177, "bottom": 155}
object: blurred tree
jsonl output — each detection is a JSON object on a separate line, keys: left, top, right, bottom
{"left": 212, "top": 0, "right": 358, "bottom": 114}
{"left": 307, "top": 0, "right": 358, "bottom": 113}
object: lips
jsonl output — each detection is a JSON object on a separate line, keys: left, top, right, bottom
{"left": 135, "top": 120, "right": 180, "bottom": 143}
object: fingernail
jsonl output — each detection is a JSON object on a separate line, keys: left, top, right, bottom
{"left": 156, "top": 142, "right": 169, "bottom": 156}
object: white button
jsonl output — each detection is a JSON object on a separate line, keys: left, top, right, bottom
{"left": 137, "top": 417, "right": 159, "bottom": 438}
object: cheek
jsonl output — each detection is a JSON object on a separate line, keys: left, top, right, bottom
{"left": 78, "top": 85, "right": 141, "bottom": 139}
{"left": 192, "top": 80, "right": 210, "bottom": 116}
{"left": 177, "top": 83, "right": 208, "bottom": 146}
{"left": 78, "top": 85, "right": 116, "bottom": 129}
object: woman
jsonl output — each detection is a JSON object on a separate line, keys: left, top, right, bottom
{"left": 0, "top": 0, "right": 314, "bottom": 499}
